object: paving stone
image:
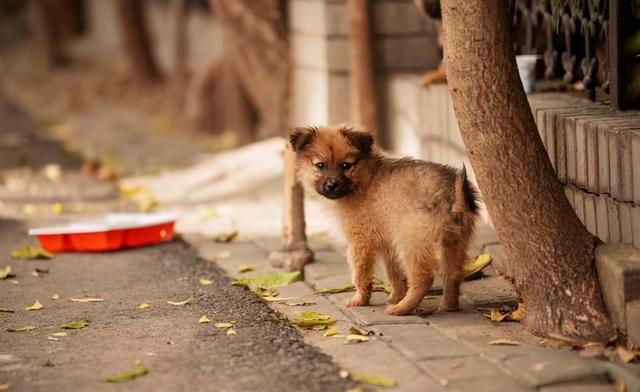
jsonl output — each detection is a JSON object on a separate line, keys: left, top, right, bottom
{"left": 309, "top": 337, "right": 448, "bottom": 392}
{"left": 417, "top": 356, "right": 505, "bottom": 383}
{"left": 305, "top": 260, "right": 351, "bottom": 282}
{"left": 539, "top": 379, "right": 617, "bottom": 392}
{"left": 374, "top": 324, "right": 474, "bottom": 361}
{"left": 460, "top": 276, "right": 517, "bottom": 307}
{"left": 595, "top": 243, "right": 640, "bottom": 331}
{"left": 335, "top": 292, "right": 440, "bottom": 325}
{"left": 504, "top": 353, "right": 607, "bottom": 388}
{"left": 449, "top": 375, "right": 533, "bottom": 392}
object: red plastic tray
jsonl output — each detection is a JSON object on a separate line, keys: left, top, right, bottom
{"left": 29, "top": 213, "right": 177, "bottom": 252}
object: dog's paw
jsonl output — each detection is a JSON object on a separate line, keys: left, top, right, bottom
{"left": 438, "top": 304, "right": 460, "bottom": 312}
{"left": 345, "top": 294, "right": 369, "bottom": 307}
{"left": 385, "top": 304, "right": 413, "bottom": 316}
{"left": 385, "top": 295, "right": 403, "bottom": 305}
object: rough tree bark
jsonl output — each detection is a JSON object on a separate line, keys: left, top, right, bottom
{"left": 115, "top": 0, "right": 163, "bottom": 85}
{"left": 441, "top": 0, "right": 616, "bottom": 343}
{"left": 347, "top": 0, "right": 380, "bottom": 142}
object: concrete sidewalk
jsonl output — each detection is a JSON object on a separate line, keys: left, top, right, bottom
{"left": 189, "top": 226, "right": 631, "bottom": 392}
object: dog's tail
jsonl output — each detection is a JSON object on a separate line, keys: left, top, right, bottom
{"left": 444, "top": 165, "right": 480, "bottom": 245}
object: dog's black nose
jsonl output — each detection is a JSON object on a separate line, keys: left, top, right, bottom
{"left": 324, "top": 180, "right": 338, "bottom": 192}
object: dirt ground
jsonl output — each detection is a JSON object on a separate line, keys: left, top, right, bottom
{"left": 0, "top": 219, "right": 351, "bottom": 392}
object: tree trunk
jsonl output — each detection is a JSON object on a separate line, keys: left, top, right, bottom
{"left": 441, "top": 0, "right": 615, "bottom": 343}
{"left": 115, "top": 0, "right": 163, "bottom": 85}
{"left": 37, "top": 0, "right": 70, "bottom": 67}
{"left": 347, "top": 0, "right": 380, "bottom": 142}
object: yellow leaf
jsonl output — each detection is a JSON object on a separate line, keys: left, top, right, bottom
{"left": 52, "top": 202, "right": 64, "bottom": 214}
{"left": 489, "top": 308, "right": 509, "bottom": 322}
{"left": 324, "top": 326, "right": 338, "bottom": 337}
{"left": 11, "top": 245, "right": 54, "bottom": 260}
{"left": 488, "top": 339, "right": 521, "bottom": 346}
{"left": 212, "top": 230, "right": 239, "bottom": 243}
{"left": 348, "top": 326, "right": 373, "bottom": 336}
{"left": 51, "top": 294, "right": 60, "bottom": 300}
{"left": 7, "top": 326, "right": 36, "bottom": 332}
{"left": 507, "top": 303, "right": 526, "bottom": 322}
{"left": 350, "top": 373, "right": 396, "bottom": 387}
{"left": 138, "top": 303, "right": 150, "bottom": 309}
{"left": 464, "top": 251, "right": 493, "bottom": 279}
{"left": 346, "top": 389, "right": 363, "bottom": 392}
{"left": 199, "top": 278, "right": 213, "bottom": 286}
{"left": 214, "top": 322, "right": 233, "bottom": 329}
{"left": 226, "top": 328, "right": 236, "bottom": 336}
{"left": 25, "top": 300, "right": 44, "bottom": 311}
{"left": 51, "top": 332, "right": 68, "bottom": 337}
{"left": 43, "top": 164, "right": 62, "bottom": 182}
{"left": 167, "top": 297, "right": 192, "bottom": 306}
{"left": 70, "top": 297, "right": 104, "bottom": 303}
{"left": 261, "top": 296, "right": 292, "bottom": 302}
{"left": 0, "top": 266, "right": 12, "bottom": 279}
{"left": 198, "top": 315, "right": 210, "bottom": 324}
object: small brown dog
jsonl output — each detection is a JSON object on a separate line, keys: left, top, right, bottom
{"left": 290, "top": 125, "right": 479, "bottom": 315}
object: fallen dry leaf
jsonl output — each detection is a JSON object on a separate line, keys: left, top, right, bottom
{"left": 7, "top": 326, "right": 36, "bottom": 332}
{"left": 198, "top": 315, "right": 210, "bottom": 324}
{"left": 52, "top": 202, "right": 64, "bottom": 215}
{"left": 51, "top": 294, "right": 60, "bottom": 300}
{"left": 464, "top": 249, "right": 493, "bottom": 279}
{"left": 11, "top": 245, "right": 54, "bottom": 260}
{"left": 292, "top": 311, "right": 335, "bottom": 329}
{"left": 617, "top": 345, "right": 638, "bottom": 363}
{"left": 25, "top": 300, "right": 44, "bottom": 311}
{"left": 237, "top": 264, "right": 256, "bottom": 273}
{"left": 212, "top": 230, "right": 239, "bottom": 243}
{"left": 349, "top": 326, "right": 374, "bottom": 336}
{"left": 120, "top": 186, "right": 157, "bottom": 213}
{"left": 167, "top": 297, "right": 192, "bottom": 306}
{"left": 346, "top": 334, "right": 370, "bottom": 343}
{"left": 350, "top": 373, "right": 396, "bottom": 388}
{"left": 31, "top": 270, "right": 39, "bottom": 277}
{"left": 488, "top": 339, "right": 521, "bottom": 346}
{"left": 102, "top": 364, "right": 148, "bottom": 383}
{"left": 324, "top": 325, "right": 338, "bottom": 337}
{"left": 43, "top": 164, "right": 62, "bottom": 182}
{"left": 507, "top": 303, "right": 526, "bottom": 322}
{"left": 0, "top": 308, "right": 15, "bottom": 313}
{"left": 214, "top": 322, "right": 234, "bottom": 329}
{"left": 51, "top": 332, "right": 68, "bottom": 337}
{"left": 62, "top": 320, "right": 89, "bottom": 329}
{"left": 232, "top": 271, "right": 302, "bottom": 297}
{"left": 138, "top": 303, "right": 150, "bottom": 310}
{"left": 226, "top": 328, "right": 236, "bottom": 336}
{"left": 47, "top": 336, "right": 60, "bottom": 341}
{"left": 199, "top": 278, "right": 213, "bottom": 286}
{"left": 489, "top": 308, "right": 509, "bottom": 322}
{"left": 0, "top": 266, "right": 12, "bottom": 279}
{"left": 70, "top": 297, "right": 104, "bottom": 303}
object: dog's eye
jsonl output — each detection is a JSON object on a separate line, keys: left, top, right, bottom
{"left": 340, "top": 162, "right": 353, "bottom": 170}
{"left": 315, "top": 162, "right": 325, "bottom": 170}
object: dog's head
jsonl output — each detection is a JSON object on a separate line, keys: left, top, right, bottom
{"left": 289, "top": 125, "right": 374, "bottom": 200}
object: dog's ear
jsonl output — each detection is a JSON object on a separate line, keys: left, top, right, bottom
{"left": 289, "top": 127, "right": 317, "bottom": 152}
{"left": 340, "top": 126, "right": 374, "bottom": 155}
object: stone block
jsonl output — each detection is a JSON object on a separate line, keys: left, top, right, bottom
{"left": 585, "top": 121, "right": 600, "bottom": 193}
{"left": 540, "top": 380, "right": 617, "bottom": 392}
{"left": 449, "top": 376, "right": 533, "bottom": 392}
{"left": 608, "top": 129, "right": 622, "bottom": 200}
{"left": 627, "top": 299, "right": 640, "bottom": 346}
{"left": 632, "top": 205, "right": 640, "bottom": 249}
{"left": 506, "top": 353, "right": 609, "bottom": 389}
{"left": 606, "top": 198, "right": 621, "bottom": 243}
{"left": 583, "top": 193, "right": 597, "bottom": 237}
{"left": 564, "top": 186, "right": 575, "bottom": 209}
{"left": 418, "top": 356, "right": 505, "bottom": 385}
{"left": 374, "top": 324, "right": 474, "bottom": 360}
{"left": 555, "top": 113, "right": 568, "bottom": 182}
{"left": 632, "top": 131, "right": 640, "bottom": 204}
{"left": 595, "top": 195, "right": 609, "bottom": 242}
{"left": 336, "top": 292, "right": 439, "bottom": 325}
{"left": 595, "top": 243, "right": 640, "bottom": 331}
{"left": 573, "top": 189, "right": 585, "bottom": 225}
{"left": 596, "top": 123, "right": 610, "bottom": 194}
{"left": 619, "top": 203, "right": 633, "bottom": 245}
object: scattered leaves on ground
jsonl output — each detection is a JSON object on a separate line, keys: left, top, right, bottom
{"left": 25, "top": 300, "right": 44, "bottom": 311}
{"left": 464, "top": 248, "right": 492, "bottom": 279}
{"left": 350, "top": 373, "right": 397, "bottom": 388}
{"left": 237, "top": 264, "right": 256, "bottom": 273}
{"left": 51, "top": 294, "right": 60, "bottom": 300}
{"left": 508, "top": 303, "right": 526, "bottom": 321}
{"left": 138, "top": 303, "right": 150, "bottom": 309}
{"left": 617, "top": 346, "right": 639, "bottom": 363}
{"left": 488, "top": 339, "right": 521, "bottom": 346}
{"left": 120, "top": 185, "right": 157, "bottom": 212}
{"left": 199, "top": 278, "right": 213, "bottom": 286}
{"left": 167, "top": 297, "right": 192, "bottom": 306}
{"left": 7, "top": 326, "right": 36, "bottom": 332}
{"left": 102, "top": 364, "right": 149, "bottom": 383}
{"left": 11, "top": 245, "right": 54, "bottom": 260}
{"left": 232, "top": 271, "right": 302, "bottom": 297}
{"left": 198, "top": 315, "right": 210, "bottom": 324}
{"left": 226, "top": 328, "right": 236, "bottom": 336}
{"left": 479, "top": 304, "right": 523, "bottom": 323}
{"left": 0, "top": 266, "right": 13, "bottom": 279}
{"left": 70, "top": 297, "right": 104, "bottom": 303}
{"left": 213, "top": 230, "right": 239, "bottom": 243}
{"left": 52, "top": 202, "right": 64, "bottom": 214}
{"left": 292, "top": 311, "right": 335, "bottom": 329}
{"left": 62, "top": 320, "right": 89, "bottom": 329}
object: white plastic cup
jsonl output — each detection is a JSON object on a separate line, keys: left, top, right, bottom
{"left": 516, "top": 55, "right": 540, "bottom": 94}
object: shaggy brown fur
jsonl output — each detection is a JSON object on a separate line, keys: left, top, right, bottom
{"left": 290, "top": 125, "right": 480, "bottom": 315}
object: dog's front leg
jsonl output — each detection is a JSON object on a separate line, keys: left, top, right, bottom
{"left": 345, "top": 245, "right": 374, "bottom": 307}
